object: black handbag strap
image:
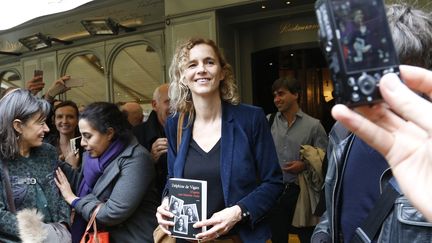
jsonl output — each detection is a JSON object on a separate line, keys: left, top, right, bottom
{"left": 351, "top": 184, "right": 401, "bottom": 243}
{"left": 1, "top": 160, "right": 16, "bottom": 213}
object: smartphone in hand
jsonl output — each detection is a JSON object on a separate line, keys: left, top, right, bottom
{"left": 33, "top": 70, "right": 43, "bottom": 83}
{"left": 64, "top": 78, "right": 84, "bottom": 88}
{"left": 70, "top": 136, "right": 81, "bottom": 155}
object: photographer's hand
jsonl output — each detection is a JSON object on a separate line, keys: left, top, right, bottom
{"left": 332, "top": 65, "right": 432, "bottom": 222}
{"left": 26, "top": 76, "right": 45, "bottom": 95}
{"left": 45, "top": 75, "right": 71, "bottom": 101}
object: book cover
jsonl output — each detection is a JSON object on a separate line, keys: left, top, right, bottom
{"left": 167, "top": 178, "right": 207, "bottom": 240}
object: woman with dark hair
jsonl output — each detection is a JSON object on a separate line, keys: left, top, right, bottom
{"left": 169, "top": 199, "right": 181, "bottom": 217}
{"left": 174, "top": 216, "right": 187, "bottom": 234}
{"left": 0, "top": 89, "right": 71, "bottom": 243}
{"left": 54, "top": 102, "right": 159, "bottom": 243}
{"left": 185, "top": 206, "right": 198, "bottom": 223}
{"left": 45, "top": 100, "right": 83, "bottom": 168}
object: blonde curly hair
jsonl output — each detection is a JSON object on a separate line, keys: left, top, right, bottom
{"left": 168, "top": 37, "right": 239, "bottom": 122}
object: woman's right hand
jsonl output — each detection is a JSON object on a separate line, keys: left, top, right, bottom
{"left": 54, "top": 168, "right": 77, "bottom": 205}
{"left": 155, "top": 197, "right": 174, "bottom": 234}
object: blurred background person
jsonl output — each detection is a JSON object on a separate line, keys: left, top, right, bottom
{"left": 0, "top": 89, "right": 71, "bottom": 243}
{"left": 55, "top": 102, "right": 159, "bottom": 243}
{"left": 268, "top": 77, "right": 328, "bottom": 243}
{"left": 119, "top": 101, "right": 144, "bottom": 127}
{"left": 133, "top": 83, "right": 170, "bottom": 199}
{"left": 45, "top": 100, "right": 83, "bottom": 169}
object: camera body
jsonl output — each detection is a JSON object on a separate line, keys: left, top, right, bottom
{"left": 315, "top": 0, "right": 400, "bottom": 106}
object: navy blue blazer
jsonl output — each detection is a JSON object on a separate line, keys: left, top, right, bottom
{"left": 165, "top": 102, "right": 283, "bottom": 242}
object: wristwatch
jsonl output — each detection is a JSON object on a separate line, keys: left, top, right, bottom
{"left": 237, "top": 203, "right": 250, "bottom": 223}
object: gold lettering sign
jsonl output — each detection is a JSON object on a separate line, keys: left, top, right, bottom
{"left": 279, "top": 23, "right": 319, "bottom": 33}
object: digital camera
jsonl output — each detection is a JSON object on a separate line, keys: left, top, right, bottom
{"left": 315, "top": 0, "right": 400, "bottom": 106}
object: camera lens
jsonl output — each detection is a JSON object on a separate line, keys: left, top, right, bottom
{"left": 358, "top": 74, "right": 376, "bottom": 95}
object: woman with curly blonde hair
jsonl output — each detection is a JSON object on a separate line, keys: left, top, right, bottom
{"left": 156, "top": 37, "right": 283, "bottom": 243}
{"left": 168, "top": 38, "right": 239, "bottom": 122}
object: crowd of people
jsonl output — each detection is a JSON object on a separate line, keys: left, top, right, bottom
{"left": 1, "top": 3, "right": 432, "bottom": 243}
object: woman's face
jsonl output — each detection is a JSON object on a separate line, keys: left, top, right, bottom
{"left": 183, "top": 43, "right": 225, "bottom": 98}
{"left": 15, "top": 113, "right": 49, "bottom": 150}
{"left": 78, "top": 119, "right": 113, "bottom": 157}
{"left": 54, "top": 106, "right": 78, "bottom": 136}
{"left": 178, "top": 218, "right": 184, "bottom": 226}
{"left": 187, "top": 207, "right": 193, "bottom": 215}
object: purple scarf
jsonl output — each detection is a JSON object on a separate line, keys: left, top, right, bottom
{"left": 77, "top": 138, "right": 125, "bottom": 197}
{"left": 71, "top": 138, "right": 126, "bottom": 243}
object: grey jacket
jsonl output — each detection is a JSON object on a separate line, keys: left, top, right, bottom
{"left": 312, "top": 123, "right": 432, "bottom": 243}
{"left": 62, "top": 138, "right": 159, "bottom": 242}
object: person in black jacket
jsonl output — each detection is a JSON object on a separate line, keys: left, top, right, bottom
{"left": 133, "top": 83, "right": 170, "bottom": 198}
{"left": 312, "top": 4, "right": 432, "bottom": 243}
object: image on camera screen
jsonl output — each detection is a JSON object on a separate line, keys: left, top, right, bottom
{"left": 331, "top": 0, "right": 398, "bottom": 72}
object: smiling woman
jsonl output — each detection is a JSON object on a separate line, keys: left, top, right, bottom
{"left": 0, "top": 88, "right": 72, "bottom": 243}
{"left": 44, "top": 100, "right": 83, "bottom": 169}
{"left": 156, "top": 38, "right": 284, "bottom": 243}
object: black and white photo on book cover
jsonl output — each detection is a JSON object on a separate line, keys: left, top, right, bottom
{"left": 167, "top": 178, "right": 207, "bottom": 240}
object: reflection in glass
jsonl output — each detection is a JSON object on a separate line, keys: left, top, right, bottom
{"left": 112, "top": 44, "right": 162, "bottom": 109}
{"left": 64, "top": 53, "right": 105, "bottom": 106}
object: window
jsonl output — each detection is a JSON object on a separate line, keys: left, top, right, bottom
{"left": 0, "top": 70, "right": 22, "bottom": 96}
{"left": 63, "top": 53, "right": 105, "bottom": 106}
{"left": 112, "top": 43, "right": 162, "bottom": 110}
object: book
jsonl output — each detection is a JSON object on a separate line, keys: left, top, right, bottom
{"left": 167, "top": 178, "right": 207, "bottom": 240}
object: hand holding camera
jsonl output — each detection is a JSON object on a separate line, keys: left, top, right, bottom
{"left": 26, "top": 70, "right": 45, "bottom": 95}
{"left": 331, "top": 65, "right": 432, "bottom": 222}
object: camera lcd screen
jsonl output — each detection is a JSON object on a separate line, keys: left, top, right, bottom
{"left": 331, "top": 0, "right": 398, "bottom": 72}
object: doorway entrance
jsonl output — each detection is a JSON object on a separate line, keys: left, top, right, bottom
{"left": 251, "top": 44, "right": 334, "bottom": 130}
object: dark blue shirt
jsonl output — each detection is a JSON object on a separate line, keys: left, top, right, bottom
{"left": 340, "top": 137, "right": 388, "bottom": 243}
